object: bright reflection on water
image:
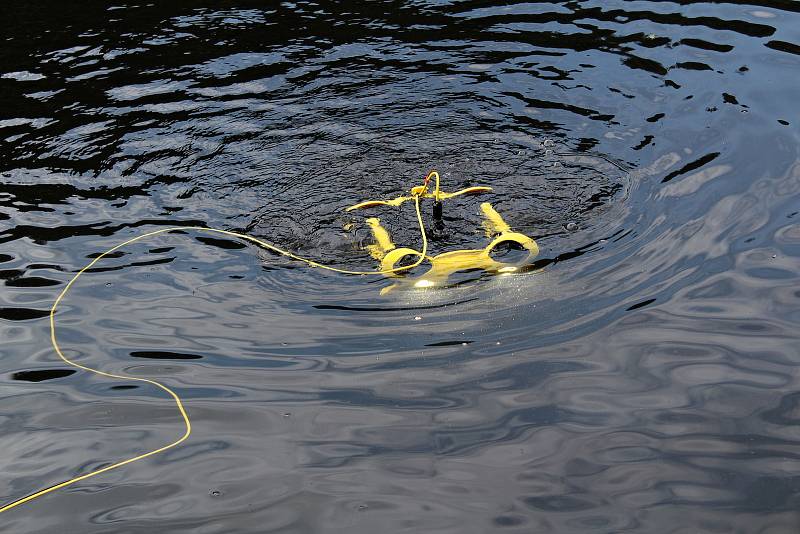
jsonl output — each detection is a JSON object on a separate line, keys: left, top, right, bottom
{"left": 1, "top": 1, "right": 799, "bottom": 532}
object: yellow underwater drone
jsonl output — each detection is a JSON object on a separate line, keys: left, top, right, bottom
{"left": 347, "top": 171, "right": 539, "bottom": 294}
{"left": 0, "top": 170, "right": 538, "bottom": 515}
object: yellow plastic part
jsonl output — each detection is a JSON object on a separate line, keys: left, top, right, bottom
{"left": 480, "top": 202, "right": 511, "bottom": 234}
{"left": 372, "top": 213, "right": 538, "bottom": 295}
{"left": 346, "top": 197, "right": 411, "bottom": 211}
{"left": 380, "top": 247, "right": 424, "bottom": 274}
{"left": 439, "top": 186, "right": 493, "bottom": 200}
{"left": 365, "top": 217, "right": 395, "bottom": 260}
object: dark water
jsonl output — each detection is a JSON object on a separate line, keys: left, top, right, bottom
{"left": 1, "top": 1, "right": 799, "bottom": 532}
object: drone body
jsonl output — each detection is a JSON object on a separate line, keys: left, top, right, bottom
{"left": 346, "top": 173, "right": 539, "bottom": 294}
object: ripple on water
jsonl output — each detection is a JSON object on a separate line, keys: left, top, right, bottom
{"left": 1, "top": 1, "right": 800, "bottom": 532}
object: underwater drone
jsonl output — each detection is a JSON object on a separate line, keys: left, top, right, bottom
{"left": 0, "top": 170, "right": 539, "bottom": 514}
{"left": 347, "top": 171, "right": 539, "bottom": 294}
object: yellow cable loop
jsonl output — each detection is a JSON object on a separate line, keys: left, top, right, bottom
{"left": 0, "top": 194, "right": 429, "bottom": 514}
{"left": 432, "top": 171, "right": 441, "bottom": 202}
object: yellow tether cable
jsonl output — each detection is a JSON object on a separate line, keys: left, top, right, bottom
{"left": 0, "top": 192, "right": 429, "bottom": 514}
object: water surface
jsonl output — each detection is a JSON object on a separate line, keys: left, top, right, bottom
{"left": 1, "top": 1, "right": 800, "bottom": 532}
